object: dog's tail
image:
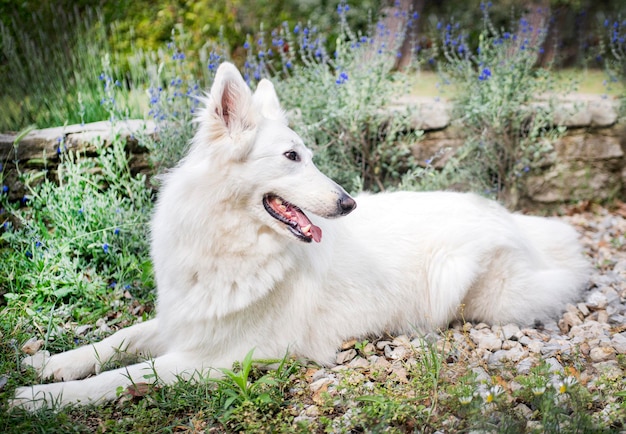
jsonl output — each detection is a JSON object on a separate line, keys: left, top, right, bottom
{"left": 462, "top": 215, "right": 590, "bottom": 326}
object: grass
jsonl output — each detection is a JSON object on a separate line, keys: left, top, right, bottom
{"left": 411, "top": 68, "right": 625, "bottom": 97}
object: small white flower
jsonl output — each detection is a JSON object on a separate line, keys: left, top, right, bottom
{"left": 459, "top": 395, "right": 473, "bottom": 405}
{"left": 532, "top": 386, "right": 546, "bottom": 396}
{"left": 558, "top": 376, "right": 577, "bottom": 394}
{"left": 484, "top": 385, "right": 504, "bottom": 403}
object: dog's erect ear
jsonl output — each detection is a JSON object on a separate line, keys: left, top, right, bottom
{"left": 253, "top": 79, "right": 288, "bottom": 125}
{"left": 208, "top": 63, "right": 256, "bottom": 137}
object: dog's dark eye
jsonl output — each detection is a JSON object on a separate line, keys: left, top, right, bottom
{"left": 284, "top": 151, "right": 300, "bottom": 162}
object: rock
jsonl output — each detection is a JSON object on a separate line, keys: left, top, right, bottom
{"left": 592, "top": 361, "right": 623, "bottom": 380}
{"left": 488, "top": 344, "right": 526, "bottom": 365}
{"left": 596, "top": 310, "right": 609, "bottom": 323}
{"left": 610, "top": 333, "right": 626, "bottom": 354}
{"left": 586, "top": 292, "right": 609, "bottom": 309}
{"left": 559, "top": 311, "right": 583, "bottom": 332}
{"left": 500, "top": 324, "right": 523, "bottom": 341}
{"left": 305, "top": 405, "right": 320, "bottom": 417}
{"left": 385, "top": 345, "right": 409, "bottom": 361}
{"left": 309, "top": 377, "right": 334, "bottom": 394}
{"left": 341, "top": 339, "right": 357, "bottom": 350}
{"left": 370, "top": 355, "right": 392, "bottom": 372}
{"left": 545, "top": 357, "right": 564, "bottom": 373}
{"left": 96, "top": 317, "right": 111, "bottom": 333}
{"left": 469, "top": 328, "right": 502, "bottom": 352}
{"left": 577, "top": 303, "right": 590, "bottom": 316}
{"left": 75, "top": 324, "right": 93, "bottom": 335}
{"left": 526, "top": 340, "right": 544, "bottom": 354}
{"left": 375, "top": 340, "right": 392, "bottom": 350}
{"left": 589, "top": 346, "right": 616, "bottom": 363}
{"left": 347, "top": 356, "right": 370, "bottom": 369}
{"left": 310, "top": 368, "right": 328, "bottom": 383}
{"left": 579, "top": 342, "right": 591, "bottom": 356}
{"left": 515, "top": 403, "right": 534, "bottom": 419}
{"left": 516, "top": 357, "right": 535, "bottom": 374}
{"left": 391, "top": 335, "right": 411, "bottom": 346}
{"left": 336, "top": 349, "right": 357, "bottom": 365}
{"left": 389, "top": 362, "right": 409, "bottom": 383}
{"left": 471, "top": 367, "right": 491, "bottom": 383}
{"left": 21, "top": 338, "right": 44, "bottom": 355}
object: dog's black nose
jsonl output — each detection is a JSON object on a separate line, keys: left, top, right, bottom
{"left": 338, "top": 194, "right": 357, "bottom": 215}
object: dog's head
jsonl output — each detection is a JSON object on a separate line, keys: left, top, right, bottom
{"left": 189, "top": 62, "right": 356, "bottom": 243}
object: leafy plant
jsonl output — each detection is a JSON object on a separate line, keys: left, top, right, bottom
{"left": 434, "top": 4, "right": 568, "bottom": 207}
{"left": 0, "top": 134, "right": 154, "bottom": 323}
{"left": 236, "top": 2, "right": 423, "bottom": 193}
{"left": 207, "top": 349, "right": 299, "bottom": 431}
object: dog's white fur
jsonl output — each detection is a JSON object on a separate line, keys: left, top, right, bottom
{"left": 12, "top": 63, "right": 589, "bottom": 410}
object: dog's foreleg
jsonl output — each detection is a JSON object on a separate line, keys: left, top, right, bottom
{"left": 22, "top": 319, "right": 162, "bottom": 382}
{"left": 12, "top": 350, "right": 202, "bottom": 412}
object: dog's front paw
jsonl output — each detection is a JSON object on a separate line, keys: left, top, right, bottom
{"left": 21, "top": 351, "right": 51, "bottom": 379}
{"left": 9, "top": 385, "right": 57, "bottom": 412}
{"left": 22, "top": 350, "right": 94, "bottom": 381}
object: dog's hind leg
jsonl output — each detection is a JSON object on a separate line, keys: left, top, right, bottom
{"left": 12, "top": 350, "right": 202, "bottom": 411}
{"left": 22, "top": 319, "right": 163, "bottom": 382}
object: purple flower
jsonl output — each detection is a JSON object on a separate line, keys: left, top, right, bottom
{"left": 478, "top": 67, "right": 492, "bottom": 81}
{"left": 336, "top": 71, "right": 349, "bottom": 85}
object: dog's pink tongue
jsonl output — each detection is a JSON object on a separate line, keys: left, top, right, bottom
{"left": 294, "top": 212, "right": 322, "bottom": 243}
{"left": 310, "top": 225, "right": 322, "bottom": 243}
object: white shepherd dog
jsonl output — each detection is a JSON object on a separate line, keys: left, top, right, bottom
{"left": 13, "top": 62, "right": 589, "bottom": 410}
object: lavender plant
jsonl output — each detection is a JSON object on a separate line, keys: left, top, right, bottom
{"left": 434, "top": 3, "right": 567, "bottom": 207}
{"left": 237, "top": 2, "right": 423, "bottom": 193}
{"left": 135, "top": 28, "right": 205, "bottom": 172}
{"left": 0, "top": 6, "right": 142, "bottom": 132}
{"left": 602, "top": 17, "right": 626, "bottom": 112}
{"left": 0, "top": 136, "right": 154, "bottom": 323}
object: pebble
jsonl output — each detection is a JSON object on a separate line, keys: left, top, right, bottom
{"left": 610, "top": 333, "right": 626, "bottom": 354}
{"left": 500, "top": 323, "right": 523, "bottom": 341}
{"left": 336, "top": 349, "right": 356, "bottom": 365}
{"left": 21, "top": 337, "right": 44, "bottom": 355}
{"left": 589, "top": 346, "right": 616, "bottom": 362}
{"left": 469, "top": 328, "right": 502, "bottom": 352}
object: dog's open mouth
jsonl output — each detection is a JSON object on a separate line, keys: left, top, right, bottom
{"left": 263, "top": 194, "right": 322, "bottom": 243}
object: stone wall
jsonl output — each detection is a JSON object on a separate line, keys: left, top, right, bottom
{"left": 1, "top": 95, "right": 624, "bottom": 208}
{"left": 0, "top": 120, "right": 155, "bottom": 202}
{"left": 394, "top": 94, "right": 626, "bottom": 207}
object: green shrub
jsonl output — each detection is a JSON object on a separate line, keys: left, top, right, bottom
{"left": 602, "top": 17, "right": 626, "bottom": 113}
{"left": 432, "top": 5, "right": 568, "bottom": 207}
{"left": 0, "top": 135, "right": 154, "bottom": 323}
{"left": 232, "top": 2, "right": 423, "bottom": 193}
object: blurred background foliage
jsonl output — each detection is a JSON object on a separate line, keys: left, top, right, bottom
{"left": 0, "top": 0, "right": 625, "bottom": 132}
{"left": 1, "top": 0, "right": 623, "bottom": 63}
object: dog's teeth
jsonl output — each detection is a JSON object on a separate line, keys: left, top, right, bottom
{"left": 301, "top": 224, "right": 311, "bottom": 234}
{"left": 274, "top": 198, "right": 283, "bottom": 205}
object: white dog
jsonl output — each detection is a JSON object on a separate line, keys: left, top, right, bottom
{"left": 13, "top": 62, "right": 589, "bottom": 410}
